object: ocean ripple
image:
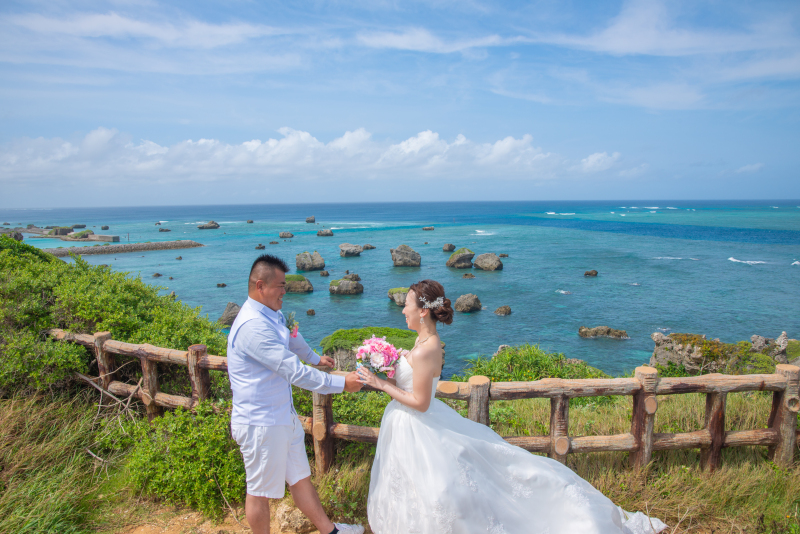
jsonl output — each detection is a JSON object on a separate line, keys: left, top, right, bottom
{"left": 728, "top": 257, "right": 766, "bottom": 265}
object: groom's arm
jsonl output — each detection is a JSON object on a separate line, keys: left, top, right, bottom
{"left": 240, "top": 322, "right": 345, "bottom": 394}
{"left": 287, "top": 331, "right": 321, "bottom": 365}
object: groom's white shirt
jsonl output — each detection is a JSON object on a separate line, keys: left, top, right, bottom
{"left": 228, "top": 297, "right": 345, "bottom": 426}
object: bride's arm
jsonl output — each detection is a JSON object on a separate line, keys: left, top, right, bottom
{"left": 357, "top": 349, "right": 438, "bottom": 412}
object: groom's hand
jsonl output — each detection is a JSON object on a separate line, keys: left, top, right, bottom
{"left": 319, "top": 355, "right": 335, "bottom": 368}
{"left": 344, "top": 371, "right": 364, "bottom": 392}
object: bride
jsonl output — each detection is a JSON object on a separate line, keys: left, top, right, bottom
{"left": 356, "top": 279, "right": 667, "bottom": 534}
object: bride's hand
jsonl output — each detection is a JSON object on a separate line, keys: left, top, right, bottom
{"left": 356, "top": 366, "right": 381, "bottom": 389}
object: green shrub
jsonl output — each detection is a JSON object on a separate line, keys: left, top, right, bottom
{"left": 319, "top": 327, "right": 417, "bottom": 354}
{"left": 787, "top": 340, "right": 800, "bottom": 360}
{"left": 666, "top": 334, "right": 777, "bottom": 375}
{"left": 285, "top": 274, "right": 307, "bottom": 282}
{"left": 71, "top": 230, "right": 94, "bottom": 239}
{"left": 330, "top": 280, "right": 340, "bottom": 287}
{"left": 0, "top": 237, "right": 227, "bottom": 391}
{"left": 100, "top": 402, "right": 245, "bottom": 519}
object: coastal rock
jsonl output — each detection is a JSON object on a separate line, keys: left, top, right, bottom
{"left": 455, "top": 294, "right": 481, "bottom": 312}
{"left": 579, "top": 326, "right": 628, "bottom": 339}
{"left": 339, "top": 243, "right": 363, "bottom": 257}
{"left": 296, "top": 251, "right": 325, "bottom": 271}
{"left": 10, "top": 231, "right": 23, "bottom": 241}
{"left": 153, "top": 273, "right": 162, "bottom": 277}
{"left": 168, "top": 291, "right": 176, "bottom": 299}
{"left": 317, "top": 229, "right": 333, "bottom": 236}
{"left": 279, "top": 232, "right": 294, "bottom": 239}
{"left": 72, "top": 224, "right": 86, "bottom": 229}
{"left": 390, "top": 244, "right": 421, "bottom": 267}
{"left": 474, "top": 253, "right": 503, "bottom": 271}
{"left": 343, "top": 273, "right": 361, "bottom": 281}
{"left": 443, "top": 243, "right": 456, "bottom": 252}
{"left": 270, "top": 241, "right": 278, "bottom": 245}
{"left": 388, "top": 287, "right": 409, "bottom": 306}
{"left": 329, "top": 279, "right": 364, "bottom": 295}
{"left": 363, "top": 244, "right": 376, "bottom": 250}
{"left": 158, "top": 228, "right": 171, "bottom": 232}
{"left": 423, "top": 226, "right": 434, "bottom": 231}
{"left": 255, "top": 244, "right": 265, "bottom": 250}
{"left": 42, "top": 240, "right": 204, "bottom": 257}
{"left": 247, "top": 220, "right": 254, "bottom": 223}
{"left": 495, "top": 305, "right": 511, "bottom": 316}
{"left": 51, "top": 227, "right": 72, "bottom": 236}
{"left": 320, "top": 270, "right": 329, "bottom": 277}
{"left": 217, "top": 302, "right": 241, "bottom": 326}
{"left": 286, "top": 275, "right": 313, "bottom": 293}
{"left": 307, "top": 309, "right": 315, "bottom": 316}
{"left": 2, "top": 222, "right": 9, "bottom": 225}
{"left": 463, "top": 273, "right": 475, "bottom": 279}
{"left": 276, "top": 502, "right": 315, "bottom": 534}
{"left": 198, "top": 221, "right": 220, "bottom": 230}
{"left": 155, "top": 222, "right": 161, "bottom": 226}
{"left": 650, "top": 332, "right": 712, "bottom": 373}
{"left": 306, "top": 216, "right": 315, "bottom": 223}
{"left": 499, "top": 253, "right": 509, "bottom": 258}
{"left": 751, "top": 335, "right": 770, "bottom": 352}
{"left": 424, "top": 242, "right": 428, "bottom": 245}
{"left": 176, "top": 256, "right": 182, "bottom": 260}
{"left": 101, "top": 225, "right": 109, "bottom": 230}
{"left": 217, "top": 283, "right": 227, "bottom": 288}
{"left": 585, "top": 270, "right": 598, "bottom": 277}
{"left": 446, "top": 248, "right": 474, "bottom": 269}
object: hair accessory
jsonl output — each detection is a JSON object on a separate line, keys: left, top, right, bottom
{"left": 419, "top": 296, "right": 444, "bottom": 309}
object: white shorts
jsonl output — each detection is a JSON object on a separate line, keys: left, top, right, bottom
{"left": 231, "top": 416, "right": 311, "bottom": 498}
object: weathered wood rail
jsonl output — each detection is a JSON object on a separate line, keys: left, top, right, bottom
{"left": 50, "top": 329, "right": 800, "bottom": 474}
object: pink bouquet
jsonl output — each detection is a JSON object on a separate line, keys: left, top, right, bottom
{"left": 356, "top": 335, "right": 402, "bottom": 378}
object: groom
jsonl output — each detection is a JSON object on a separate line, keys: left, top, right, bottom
{"left": 228, "top": 254, "right": 365, "bottom": 534}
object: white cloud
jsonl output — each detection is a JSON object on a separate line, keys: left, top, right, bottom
{"left": 578, "top": 151, "right": 621, "bottom": 173}
{"left": 735, "top": 163, "right": 764, "bottom": 173}
{"left": 619, "top": 163, "right": 648, "bottom": 177}
{"left": 0, "top": 127, "right": 564, "bottom": 188}
{"left": 357, "top": 28, "right": 508, "bottom": 54}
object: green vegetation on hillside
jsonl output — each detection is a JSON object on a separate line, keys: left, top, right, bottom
{"left": 664, "top": 333, "right": 778, "bottom": 375}
{"left": 70, "top": 229, "right": 94, "bottom": 239}
{"left": 285, "top": 274, "right": 307, "bottom": 282}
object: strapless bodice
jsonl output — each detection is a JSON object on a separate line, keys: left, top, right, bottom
{"left": 394, "top": 355, "right": 439, "bottom": 396}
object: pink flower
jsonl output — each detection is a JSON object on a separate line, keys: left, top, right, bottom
{"left": 291, "top": 325, "right": 298, "bottom": 338}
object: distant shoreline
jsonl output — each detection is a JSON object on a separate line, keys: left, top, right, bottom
{"left": 44, "top": 240, "right": 204, "bottom": 257}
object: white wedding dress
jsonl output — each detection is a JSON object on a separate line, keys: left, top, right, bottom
{"left": 367, "top": 356, "right": 668, "bottom": 534}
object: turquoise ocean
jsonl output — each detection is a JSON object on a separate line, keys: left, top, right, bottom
{"left": 5, "top": 201, "right": 799, "bottom": 378}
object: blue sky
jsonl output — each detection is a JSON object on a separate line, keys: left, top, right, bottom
{"left": 1, "top": 0, "right": 799, "bottom": 207}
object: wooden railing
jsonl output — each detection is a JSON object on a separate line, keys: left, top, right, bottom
{"left": 50, "top": 329, "right": 800, "bottom": 475}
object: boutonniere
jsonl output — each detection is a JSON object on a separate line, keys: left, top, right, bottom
{"left": 284, "top": 311, "right": 299, "bottom": 338}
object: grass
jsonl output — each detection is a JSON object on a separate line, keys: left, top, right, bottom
{"left": 329, "top": 279, "right": 340, "bottom": 287}
{"left": 448, "top": 247, "right": 473, "bottom": 261}
{"left": 788, "top": 340, "right": 800, "bottom": 360}
{"left": 387, "top": 287, "right": 409, "bottom": 295}
{"left": 285, "top": 274, "right": 307, "bottom": 282}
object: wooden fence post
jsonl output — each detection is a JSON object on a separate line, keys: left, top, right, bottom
{"left": 769, "top": 364, "right": 799, "bottom": 466}
{"left": 141, "top": 357, "right": 163, "bottom": 421}
{"left": 630, "top": 366, "right": 659, "bottom": 469}
{"left": 312, "top": 391, "right": 334, "bottom": 474}
{"left": 468, "top": 375, "right": 491, "bottom": 426}
{"left": 187, "top": 344, "right": 211, "bottom": 407}
{"left": 700, "top": 380, "right": 726, "bottom": 471}
{"left": 550, "top": 395, "right": 570, "bottom": 463}
{"left": 93, "top": 331, "right": 114, "bottom": 389}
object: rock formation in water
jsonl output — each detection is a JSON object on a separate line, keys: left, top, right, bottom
{"left": 579, "top": 326, "right": 628, "bottom": 339}
{"left": 474, "top": 253, "right": 503, "bottom": 271}
{"left": 218, "top": 302, "right": 241, "bottom": 326}
{"left": 101, "top": 225, "right": 109, "bottom": 230}
{"left": 494, "top": 305, "right": 511, "bottom": 316}
{"left": 329, "top": 279, "right": 364, "bottom": 295}
{"left": 317, "top": 229, "right": 333, "bottom": 236}
{"left": 247, "top": 220, "right": 254, "bottom": 223}
{"left": 390, "top": 244, "right": 421, "bottom": 267}
{"left": 388, "top": 287, "right": 409, "bottom": 306}
{"left": 455, "top": 293, "right": 482, "bottom": 312}
{"left": 296, "top": 251, "right": 325, "bottom": 271}
{"left": 286, "top": 275, "right": 313, "bottom": 293}
{"left": 159, "top": 228, "right": 171, "bottom": 232}
{"left": 423, "top": 226, "right": 434, "bottom": 231}
{"left": 339, "top": 243, "right": 363, "bottom": 257}
{"left": 585, "top": 270, "right": 598, "bottom": 277}
{"left": 363, "top": 244, "right": 376, "bottom": 250}
{"left": 198, "top": 221, "right": 220, "bottom": 229}
{"left": 307, "top": 309, "right": 315, "bottom": 316}
{"left": 279, "top": 232, "right": 294, "bottom": 239}
{"left": 306, "top": 216, "right": 315, "bottom": 223}
{"left": 446, "top": 248, "right": 474, "bottom": 269}
{"left": 443, "top": 243, "right": 456, "bottom": 252}
{"left": 255, "top": 244, "right": 265, "bottom": 250}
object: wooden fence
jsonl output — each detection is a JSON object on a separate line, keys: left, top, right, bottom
{"left": 49, "top": 329, "right": 799, "bottom": 475}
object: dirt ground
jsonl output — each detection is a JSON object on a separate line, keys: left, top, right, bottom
{"left": 122, "top": 509, "right": 316, "bottom": 534}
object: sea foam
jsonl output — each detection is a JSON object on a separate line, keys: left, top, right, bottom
{"left": 728, "top": 257, "right": 766, "bottom": 265}
{"left": 555, "top": 289, "right": 572, "bottom": 295}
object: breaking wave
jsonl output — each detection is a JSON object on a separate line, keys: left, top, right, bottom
{"left": 728, "top": 257, "right": 766, "bottom": 265}
{"left": 555, "top": 289, "right": 572, "bottom": 295}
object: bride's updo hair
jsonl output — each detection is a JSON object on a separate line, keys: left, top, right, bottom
{"left": 408, "top": 279, "right": 453, "bottom": 325}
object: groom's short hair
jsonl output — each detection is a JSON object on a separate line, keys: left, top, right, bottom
{"left": 249, "top": 254, "right": 289, "bottom": 287}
